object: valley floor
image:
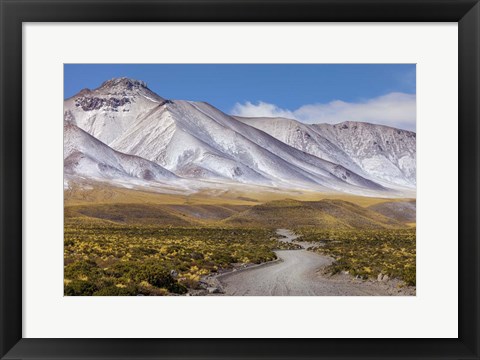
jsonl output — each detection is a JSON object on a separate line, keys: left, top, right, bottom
{"left": 64, "top": 187, "right": 416, "bottom": 296}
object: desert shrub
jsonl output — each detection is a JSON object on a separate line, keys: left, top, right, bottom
{"left": 93, "top": 285, "right": 138, "bottom": 296}
{"left": 168, "top": 282, "right": 188, "bottom": 294}
{"left": 402, "top": 267, "right": 416, "bottom": 286}
{"left": 64, "top": 280, "right": 98, "bottom": 296}
{"left": 296, "top": 228, "right": 416, "bottom": 286}
{"left": 108, "top": 262, "right": 186, "bottom": 294}
{"left": 64, "top": 219, "right": 279, "bottom": 295}
{"left": 64, "top": 260, "right": 100, "bottom": 281}
{"left": 137, "top": 247, "right": 158, "bottom": 256}
{"left": 137, "top": 265, "right": 175, "bottom": 288}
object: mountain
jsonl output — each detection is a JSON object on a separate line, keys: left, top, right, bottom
{"left": 111, "top": 100, "right": 384, "bottom": 191}
{"left": 64, "top": 123, "right": 177, "bottom": 183}
{"left": 234, "top": 116, "right": 366, "bottom": 175}
{"left": 64, "top": 78, "right": 386, "bottom": 195}
{"left": 236, "top": 117, "right": 416, "bottom": 188}
{"left": 312, "top": 122, "right": 416, "bottom": 187}
{"left": 64, "top": 77, "right": 415, "bottom": 196}
{"left": 64, "top": 78, "right": 165, "bottom": 145}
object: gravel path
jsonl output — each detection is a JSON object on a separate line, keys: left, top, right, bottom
{"left": 217, "top": 229, "right": 404, "bottom": 296}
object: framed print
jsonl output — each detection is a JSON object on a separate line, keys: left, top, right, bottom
{"left": 62, "top": 63, "right": 417, "bottom": 298}
{"left": 1, "top": 1, "right": 479, "bottom": 359}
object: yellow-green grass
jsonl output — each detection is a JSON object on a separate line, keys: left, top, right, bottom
{"left": 64, "top": 217, "right": 303, "bottom": 296}
{"left": 65, "top": 197, "right": 410, "bottom": 230}
{"left": 296, "top": 227, "right": 416, "bottom": 286}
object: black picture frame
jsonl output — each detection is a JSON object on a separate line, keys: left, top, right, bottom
{"left": 1, "top": 1, "right": 479, "bottom": 359}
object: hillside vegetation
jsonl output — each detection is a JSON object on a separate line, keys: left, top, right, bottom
{"left": 223, "top": 199, "right": 407, "bottom": 229}
{"left": 368, "top": 200, "right": 416, "bottom": 224}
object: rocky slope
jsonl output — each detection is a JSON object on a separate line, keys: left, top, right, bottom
{"left": 64, "top": 123, "right": 177, "bottom": 183}
{"left": 237, "top": 117, "right": 416, "bottom": 188}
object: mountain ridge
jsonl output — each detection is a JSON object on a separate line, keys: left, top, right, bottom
{"left": 236, "top": 116, "right": 416, "bottom": 188}
{"left": 64, "top": 78, "right": 415, "bottom": 197}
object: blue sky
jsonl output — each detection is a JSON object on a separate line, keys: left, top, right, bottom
{"left": 64, "top": 64, "right": 416, "bottom": 130}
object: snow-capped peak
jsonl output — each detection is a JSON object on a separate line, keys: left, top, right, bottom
{"left": 64, "top": 78, "right": 416, "bottom": 196}
{"left": 64, "top": 78, "right": 165, "bottom": 144}
{"left": 99, "top": 77, "right": 149, "bottom": 91}
{"left": 238, "top": 116, "right": 416, "bottom": 188}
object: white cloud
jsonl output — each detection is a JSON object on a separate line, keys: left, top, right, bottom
{"left": 231, "top": 101, "right": 296, "bottom": 119}
{"left": 231, "top": 92, "right": 416, "bottom": 131}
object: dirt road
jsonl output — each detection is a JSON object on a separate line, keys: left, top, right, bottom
{"left": 217, "top": 229, "right": 399, "bottom": 296}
